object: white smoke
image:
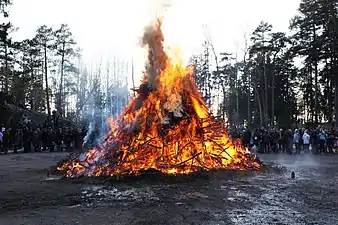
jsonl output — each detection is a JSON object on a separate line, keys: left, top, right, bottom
{"left": 82, "top": 108, "right": 95, "bottom": 147}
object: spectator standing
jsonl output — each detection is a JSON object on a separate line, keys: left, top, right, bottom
{"left": 294, "top": 129, "right": 300, "bottom": 154}
{"left": 327, "top": 130, "right": 334, "bottom": 154}
{"left": 318, "top": 130, "right": 327, "bottom": 153}
{"left": 243, "top": 129, "right": 251, "bottom": 149}
{"left": 2, "top": 128, "right": 9, "bottom": 154}
{"left": 302, "top": 130, "right": 311, "bottom": 153}
{"left": 286, "top": 129, "right": 293, "bottom": 154}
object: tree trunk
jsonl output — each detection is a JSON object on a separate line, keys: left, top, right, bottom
{"left": 314, "top": 61, "right": 318, "bottom": 124}
{"left": 30, "top": 52, "right": 34, "bottom": 110}
{"left": 235, "top": 58, "right": 239, "bottom": 126}
{"left": 4, "top": 41, "right": 8, "bottom": 94}
{"left": 222, "top": 84, "right": 227, "bottom": 121}
{"left": 335, "top": 74, "right": 338, "bottom": 128}
{"left": 44, "top": 44, "right": 51, "bottom": 117}
{"left": 247, "top": 75, "right": 251, "bottom": 128}
{"left": 328, "top": 63, "right": 333, "bottom": 122}
{"left": 308, "top": 66, "right": 314, "bottom": 123}
{"left": 207, "top": 69, "right": 211, "bottom": 108}
{"left": 260, "top": 80, "right": 265, "bottom": 127}
{"left": 271, "top": 67, "right": 275, "bottom": 126}
{"left": 65, "top": 85, "right": 69, "bottom": 116}
{"left": 263, "top": 53, "right": 268, "bottom": 128}
{"left": 243, "top": 50, "right": 250, "bottom": 128}
{"left": 254, "top": 84, "right": 263, "bottom": 127}
{"left": 58, "top": 41, "right": 65, "bottom": 116}
{"left": 313, "top": 25, "right": 319, "bottom": 124}
{"left": 271, "top": 53, "right": 278, "bottom": 127}
{"left": 207, "top": 39, "right": 219, "bottom": 109}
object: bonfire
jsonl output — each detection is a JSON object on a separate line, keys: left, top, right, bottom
{"left": 58, "top": 19, "right": 261, "bottom": 177}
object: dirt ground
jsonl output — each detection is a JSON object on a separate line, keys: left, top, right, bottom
{"left": 0, "top": 152, "right": 338, "bottom": 225}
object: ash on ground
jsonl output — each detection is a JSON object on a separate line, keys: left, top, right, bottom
{"left": 0, "top": 152, "right": 338, "bottom": 225}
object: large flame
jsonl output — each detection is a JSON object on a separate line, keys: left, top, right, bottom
{"left": 58, "top": 19, "right": 261, "bottom": 177}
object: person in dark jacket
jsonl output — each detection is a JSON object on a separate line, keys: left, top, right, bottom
{"left": 10, "top": 128, "right": 18, "bottom": 153}
{"left": 327, "top": 130, "right": 334, "bottom": 154}
{"left": 282, "top": 129, "right": 289, "bottom": 153}
{"left": 263, "top": 131, "right": 270, "bottom": 153}
{"left": 243, "top": 129, "right": 251, "bottom": 149}
{"left": 47, "top": 127, "right": 55, "bottom": 152}
{"left": 311, "top": 129, "right": 318, "bottom": 153}
{"left": 64, "top": 127, "right": 73, "bottom": 152}
{"left": 32, "top": 128, "right": 41, "bottom": 152}
{"left": 55, "top": 128, "right": 63, "bottom": 152}
{"left": 23, "top": 127, "right": 32, "bottom": 153}
{"left": 286, "top": 129, "right": 293, "bottom": 154}
{"left": 2, "top": 129, "right": 9, "bottom": 154}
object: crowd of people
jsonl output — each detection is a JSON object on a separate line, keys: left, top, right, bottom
{"left": 1, "top": 112, "right": 338, "bottom": 156}
{"left": 0, "top": 112, "right": 87, "bottom": 154}
{"left": 232, "top": 127, "right": 338, "bottom": 154}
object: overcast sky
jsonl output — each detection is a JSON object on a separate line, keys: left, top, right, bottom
{"left": 6, "top": 0, "right": 301, "bottom": 77}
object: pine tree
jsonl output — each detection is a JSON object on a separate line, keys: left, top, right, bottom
{"left": 53, "top": 24, "right": 77, "bottom": 116}
{"left": 290, "top": 0, "right": 324, "bottom": 124}
{"left": 0, "top": 0, "right": 11, "bottom": 17}
{"left": 35, "top": 25, "right": 54, "bottom": 116}
{"left": 249, "top": 21, "right": 273, "bottom": 127}
{"left": 19, "top": 38, "right": 43, "bottom": 110}
{"left": 0, "top": 22, "right": 14, "bottom": 94}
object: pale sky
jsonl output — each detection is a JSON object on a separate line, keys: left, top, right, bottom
{"left": 6, "top": 0, "right": 301, "bottom": 79}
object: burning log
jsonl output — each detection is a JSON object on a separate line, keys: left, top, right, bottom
{"left": 57, "top": 18, "right": 262, "bottom": 178}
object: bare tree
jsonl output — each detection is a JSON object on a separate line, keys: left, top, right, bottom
{"left": 242, "top": 32, "right": 251, "bottom": 127}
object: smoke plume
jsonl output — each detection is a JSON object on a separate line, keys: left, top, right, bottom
{"left": 141, "top": 19, "right": 168, "bottom": 89}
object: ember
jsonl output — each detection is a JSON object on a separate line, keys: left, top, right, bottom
{"left": 57, "top": 18, "right": 261, "bottom": 177}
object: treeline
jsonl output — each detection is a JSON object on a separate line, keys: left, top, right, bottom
{"left": 0, "top": 22, "right": 80, "bottom": 114}
{"left": 193, "top": 0, "right": 338, "bottom": 128}
{"left": 1, "top": 0, "right": 337, "bottom": 129}
{"left": 0, "top": 0, "right": 130, "bottom": 126}
{"left": 1, "top": 0, "right": 80, "bottom": 116}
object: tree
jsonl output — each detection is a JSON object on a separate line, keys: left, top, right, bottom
{"left": 0, "top": 0, "right": 11, "bottom": 17}
{"left": 35, "top": 25, "right": 54, "bottom": 116}
{"left": 0, "top": 22, "right": 14, "bottom": 94}
{"left": 19, "top": 38, "right": 43, "bottom": 110}
{"left": 75, "top": 65, "right": 88, "bottom": 121}
{"left": 212, "top": 52, "right": 234, "bottom": 121}
{"left": 290, "top": 0, "right": 324, "bottom": 124}
{"left": 53, "top": 24, "right": 77, "bottom": 115}
{"left": 319, "top": 0, "right": 338, "bottom": 125}
{"left": 249, "top": 21, "right": 273, "bottom": 127}
{"left": 269, "top": 32, "right": 292, "bottom": 125}
{"left": 289, "top": 0, "right": 338, "bottom": 125}
{"left": 192, "top": 41, "right": 213, "bottom": 107}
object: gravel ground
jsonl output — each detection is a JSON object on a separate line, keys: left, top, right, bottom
{"left": 0, "top": 152, "right": 337, "bottom": 225}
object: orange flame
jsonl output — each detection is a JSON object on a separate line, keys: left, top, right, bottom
{"left": 57, "top": 19, "right": 261, "bottom": 177}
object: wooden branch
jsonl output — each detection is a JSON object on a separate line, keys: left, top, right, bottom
{"left": 208, "top": 139, "right": 234, "bottom": 160}
{"left": 176, "top": 152, "right": 202, "bottom": 166}
{"left": 138, "top": 137, "right": 156, "bottom": 150}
